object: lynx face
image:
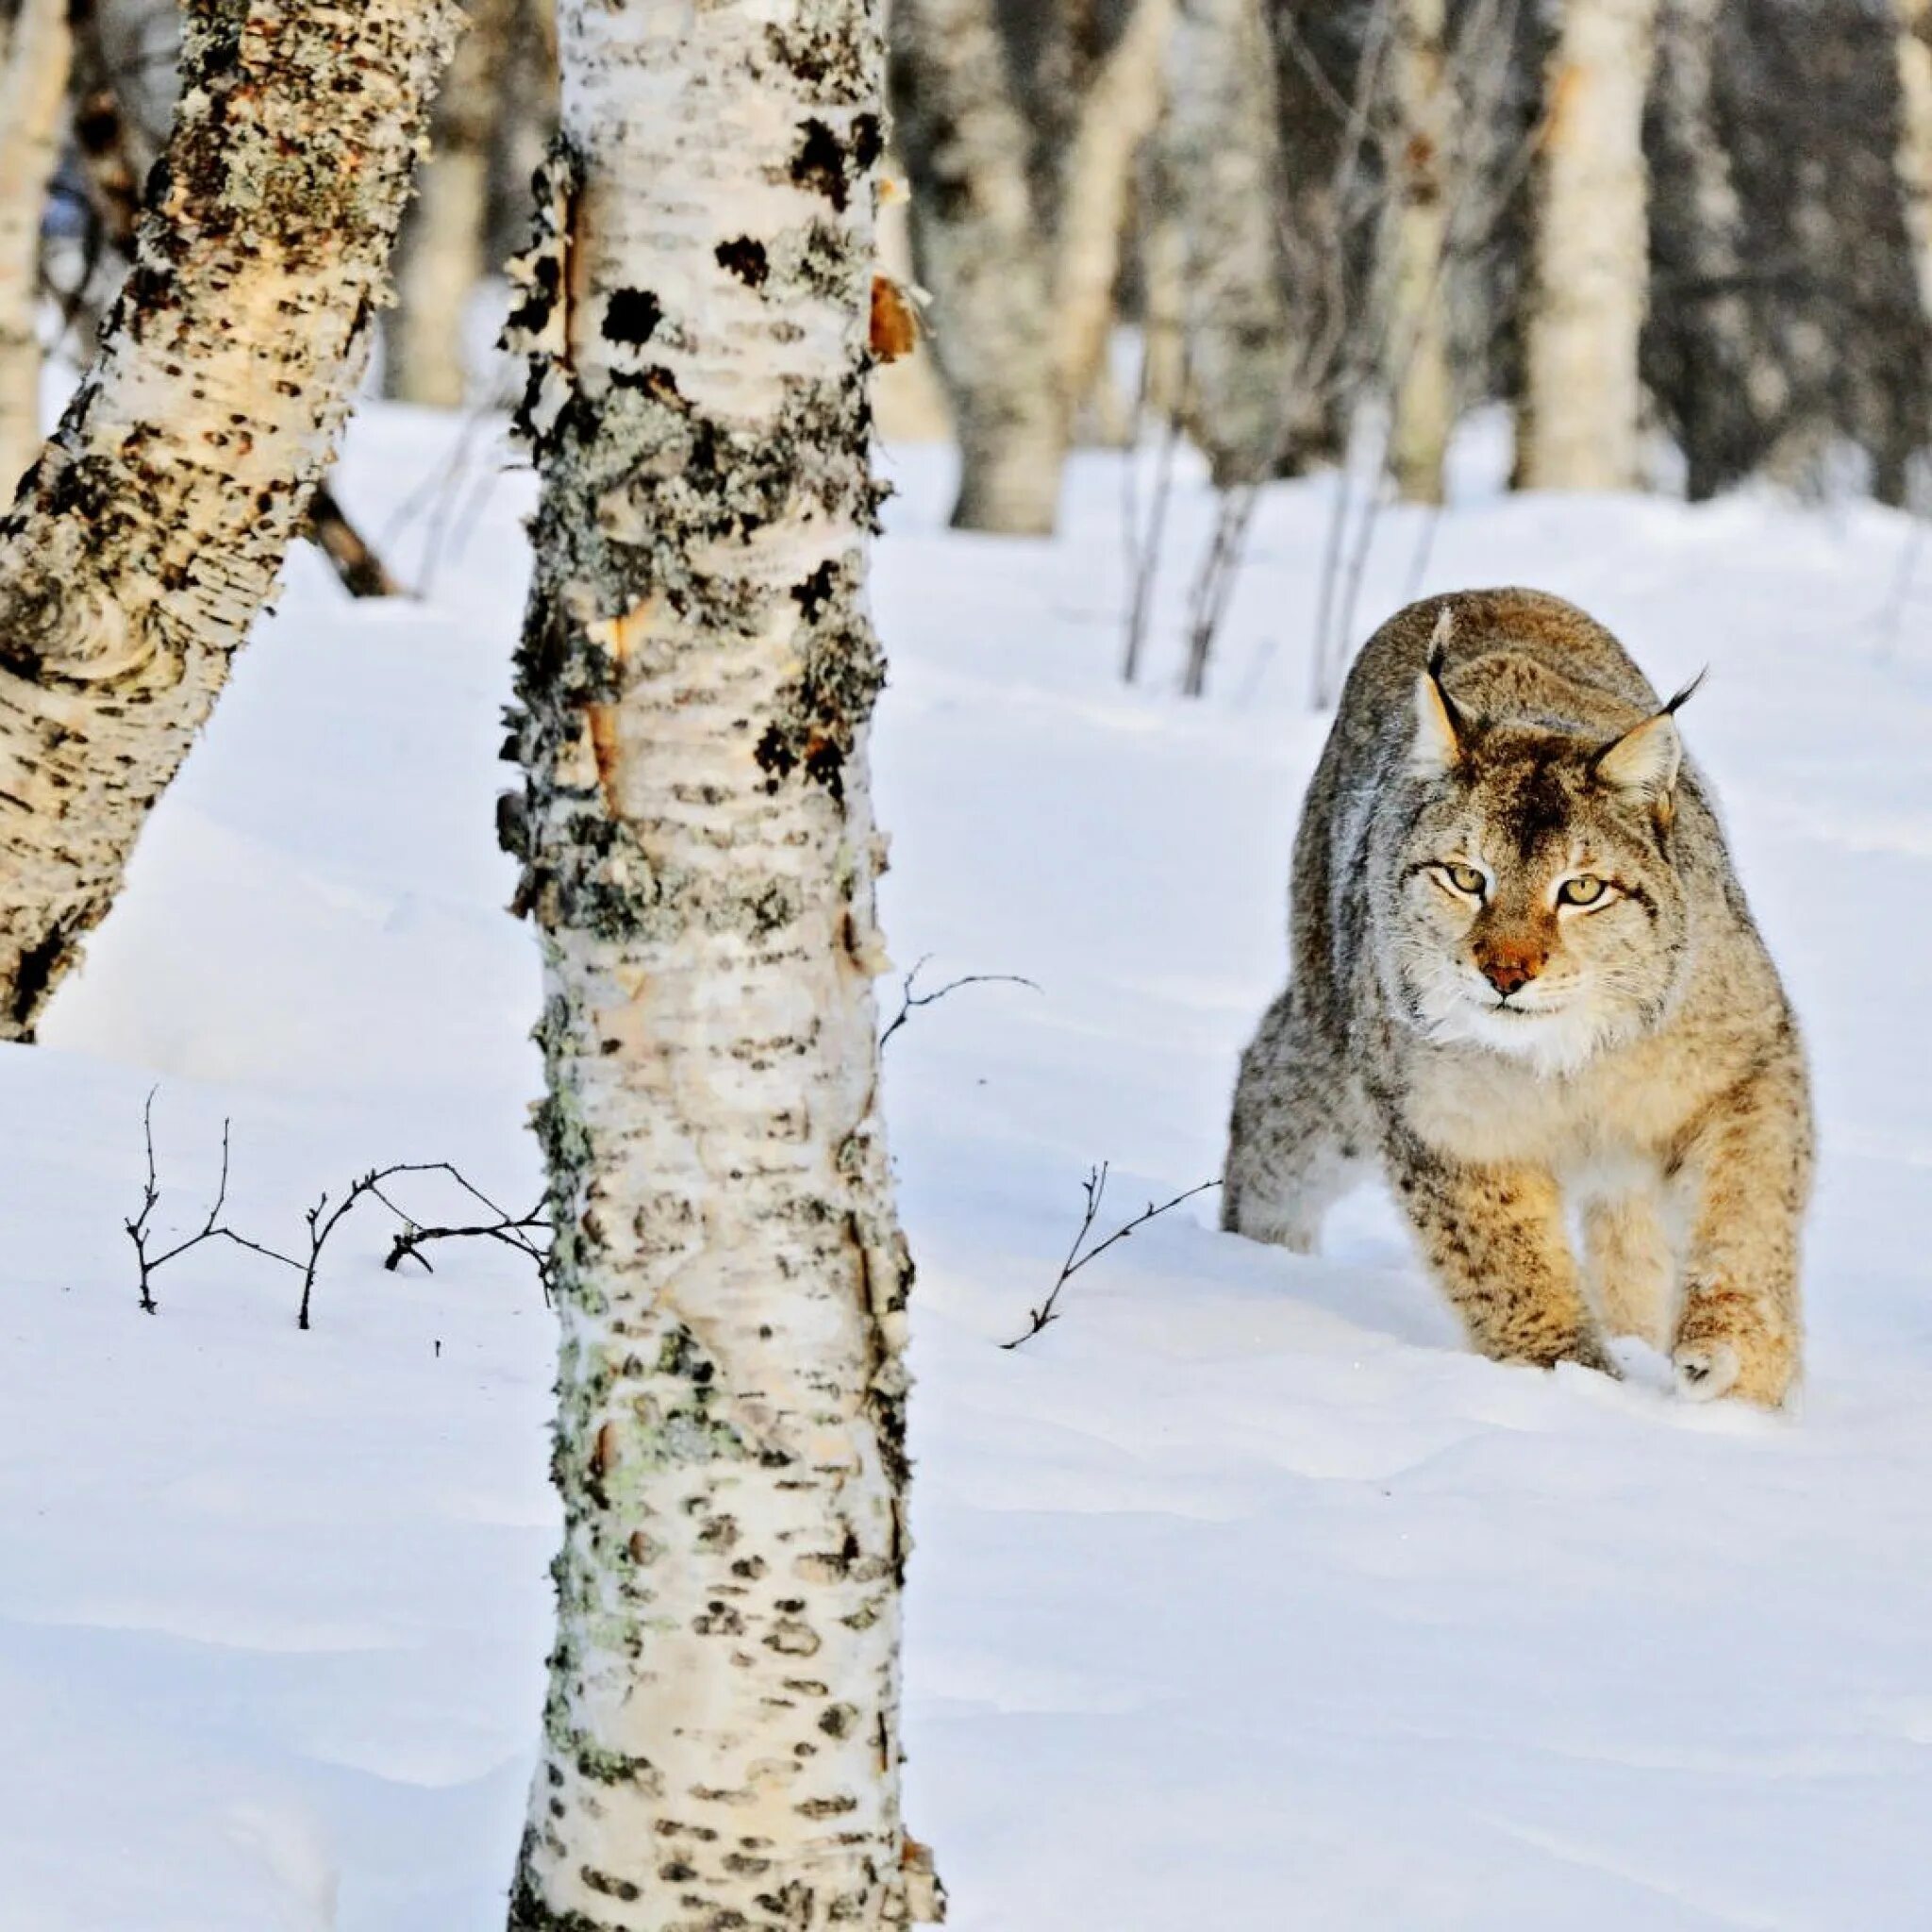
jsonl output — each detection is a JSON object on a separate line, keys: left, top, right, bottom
{"left": 1381, "top": 672, "right": 1694, "bottom": 1076}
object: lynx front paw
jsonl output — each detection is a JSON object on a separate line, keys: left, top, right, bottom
{"left": 1674, "top": 1282, "right": 1797, "bottom": 1407}
{"left": 1673, "top": 1341, "right": 1740, "bottom": 1402}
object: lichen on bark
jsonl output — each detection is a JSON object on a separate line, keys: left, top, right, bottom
{"left": 503, "top": 3, "right": 930, "bottom": 1928}
{"left": 0, "top": 0, "right": 464, "bottom": 1037}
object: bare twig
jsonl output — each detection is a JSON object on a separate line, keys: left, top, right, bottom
{"left": 304, "top": 486, "right": 408, "bottom": 599}
{"left": 1003, "top": 1163, "right": 1222, "bottom": 1349}
{"left": 1181, "top": 480, "right": 1263, "bottom": 696}
{"left": 125, "top": 1091, "right": 303, "bottom": 1314}
{"left": 294, "top": 1159, "right": 554, "bottom": 1329}
{"left": 125, "top": 1098, "right": 553, "bottom": 1325}
{"left": 372, "top": 1175, "right": 554, "bottom": 1302}
{"left": 877, "top": 956, "right": 1041, "bottom": 1052}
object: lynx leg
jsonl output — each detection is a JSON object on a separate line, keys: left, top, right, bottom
{"left": 1223, "top": 988, "right": 1363, "bottom": 1254}
{"left": 1669, "top": 1057, "right": 1811, "bottom": 1407}
{"left": 1580, "top": 1189, "right": 1677, "bottom": 1351}
{"left": 1384, "top": 1130, "right": 1616, "bottom": 1374}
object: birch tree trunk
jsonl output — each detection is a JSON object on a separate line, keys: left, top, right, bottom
{"left": 890, "top": 0, "right": 1064, "bottom": 532}
{"left": 498, "top": 2, "right": 934, "bottom": 1926}
{"left": 1517, "top": 0, "right": 1660, "bottom": 490}
{"left": 1054, "top": 0, "right": 1175, "bottom": 434}
{"left": 385, "top": 0, "right": 516, "bottom": 408}
{"left": 1895, "top": 0, "right": 1932, "bottom": 331}
{"left": 0, "top": 0, "right": 460, "bottom": 1037}
{"left": 0, "top": 0, "right": 71, "bottom": 500}
{"left": 1164, "top": 0, "right": 1294, "bottom": 487}
{"left": 1384, "top": 0, "right": 1454, "bottom": 504}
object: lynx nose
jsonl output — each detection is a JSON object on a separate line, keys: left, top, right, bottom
{"left": 1477, "top": 949, "right": 1541, "bottom": 997}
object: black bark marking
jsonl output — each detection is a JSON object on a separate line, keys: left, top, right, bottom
{"left": 790, "top": 560, "right": 838, "bottom": 619}
{"left": 792, "top": 118, "right": 852, "bottom": 209}
{"left": 8, "top": 924, "right": 70, "bottom": 1035}
{"left": 602, "top": 287, "right": 663, "bottom": 346}
{"left": 506, "top": 248, "right": 561, "bottom": 339}
{"left": 715, "top": 237, "right": 770, "bottom": 288}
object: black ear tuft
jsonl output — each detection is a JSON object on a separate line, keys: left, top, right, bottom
{"left": 1424, "top": 606, "right": 1466, "bottom": 740}
{"left": 1661, "top": 668, "right": 1707, "bottom": 717}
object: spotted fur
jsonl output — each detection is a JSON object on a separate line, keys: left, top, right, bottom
{"left": 1224, "top": 588, "right": 1811, "bottom": 1405}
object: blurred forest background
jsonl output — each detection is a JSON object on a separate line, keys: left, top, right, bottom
{"left": 8, "top": 0, "right": 1932, "bottom": 652}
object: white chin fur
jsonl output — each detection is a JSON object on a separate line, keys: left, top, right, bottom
{"left": 1432, "top": 998, "right": 1610, "bottom": 1078}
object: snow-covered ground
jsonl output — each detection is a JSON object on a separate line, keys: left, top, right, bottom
{"left": 6, "top": 405, "right": 1932, "bottom": 1930}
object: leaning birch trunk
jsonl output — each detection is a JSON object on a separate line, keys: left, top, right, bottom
{"left": 1517, "top": 0, "right": 1660, "bottom": 491}
{"left": 1384, "top": 0, "right": 1454, "bottom": 504}
{"left": 1894, "top": 0, "right": 1932, "bottom": 330}
{"left": 0, "top": 0, "right": 460, "bottom": 1037}
{"left": 385, "top": 0, "right": 515, "bottom": 408}
{"left": 1053, "top": 0, "right": 1175, "bottom": 436}
{"left": 1163, "top": 0, "right": 1294, "bottom": 487}
{"left": 890, "top": 0, "right": 1064, "bottom": 533}
{"left": 499, "top": 1, "right": 936, "bottom": 1926}
{"left": 0, "top": 0, "right": 71, "bottom": 499}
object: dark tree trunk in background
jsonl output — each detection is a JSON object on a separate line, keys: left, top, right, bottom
{"left": 1642, "top": 0, "right": 1765, "bottom": 500}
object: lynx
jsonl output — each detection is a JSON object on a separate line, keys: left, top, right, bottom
{"left": 1224, "top": 589, "right": 1811, "bottom": 1406}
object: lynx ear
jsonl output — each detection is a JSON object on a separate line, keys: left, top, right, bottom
{"left": 1409, "top": 608, "right": 1465, "bottom": 774}
{"left": 1591, "top": 672, "right": 1705, "bottom": 806}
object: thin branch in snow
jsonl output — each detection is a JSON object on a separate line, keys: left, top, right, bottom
{"left": 125, "top": 1092, "right": 304, "bottom": 1315}
{"left": 877, "top": 955, "right": 1041, "bottom": 1052}
{"left": 371, "top": 1177, "right": 555, "bottom": 1303}
{"left": 294, "top": 1160, "right": 553, "bottom": 1329}
{"left": 1002, "top": 1162, "right": 1223, "bottom": 1349}
{"left": 125, "top": 1097, "right": 553, "bottom": 1325}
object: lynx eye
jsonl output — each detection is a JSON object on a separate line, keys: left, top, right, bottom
{"left": 1441, "top": 862, "right": 1486, "bottom": 897}
{"left": 1558, "top": 874, "right": 1609, "bottom": 907}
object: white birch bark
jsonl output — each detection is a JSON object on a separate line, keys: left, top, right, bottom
{"left": 1384, "top": 0, "right": 1453, "bottom": 504}
{"left": 1164, "top": 0, "right": 1294, "bottom": 487}
{"left": 386, "top": 0, "right": 516, "bottom": 408}
{"left": 0, "top": 0, "right": 461, "bottom": 1036}
{"left": 0, "top": 0, "right": 72, "bottom": 500}
{"left": 889, "top": 0, "right": 1064, "bottom": 533}
{"left": 499, "top": 2, "right": 934, "bottom": 1926}
{"left": 1518, "top": 0, "right": 1661, "bottom": 491}
{"left": 1054, "top": 0, "right": 1175, "bottom": 433}
{"left": 1895, "top": 0, "right": 1932, "bottom": 326}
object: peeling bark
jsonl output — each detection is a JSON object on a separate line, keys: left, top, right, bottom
{"left": 0, "top": 0, "right": 462, "bottom": 1037}
{"left": 386, "top": 0, "right": 517, "bottom": 408}
{"left": 1517, "top": 0, "right": 1661, "bottom": 491}
{"left": 0, "top": 0, "right": 71, "bottom": 498}
{"left": 499, "top": 2, "right": 931, "bottom": 1927}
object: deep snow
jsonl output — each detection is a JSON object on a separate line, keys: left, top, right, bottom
{"left": 5, "top": 404, "right": 1932, "bottom": 1929}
